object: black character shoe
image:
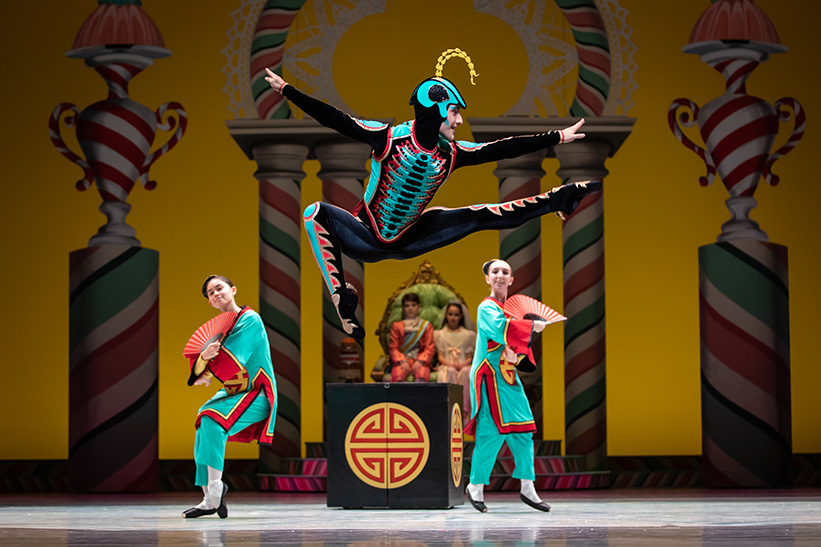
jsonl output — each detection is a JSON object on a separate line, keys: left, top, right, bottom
{"left": 182, "top": 506, "right": 217, "bottom": 518}
{"left": 466, "top": 487, "right": 487, "bottom": 513}
{"left": 549, "top": 180, "right": 603, "bottom": 219}
{"left": 332, "top": 284, "right": 364, "bottom": 339}
{"left": 520, "top": 492, "right": 551, "bottom": 512}
{"left": 216, "top": 482, "right": 229, "bottom": 519}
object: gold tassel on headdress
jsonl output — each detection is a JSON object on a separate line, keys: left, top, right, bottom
{"left": 435, "top": 48, "right": 479, "bottom": 85}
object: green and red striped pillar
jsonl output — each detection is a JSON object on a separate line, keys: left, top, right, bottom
{"left": 69, "top": 245, "right": 159, "bottom": 491}
{"left": 562, "top": 187, "right": 606, "bottom": 472}
{"left": 555, "top": 132, "right": 628, "bottom": 474}
{"left": 251, "top": 142, "right": 309, "bottom": 471}
{"left": 250, "top": 0, "right": 307, "bottom": 120}
{"left": 496, "top": 151, "right": 547, "bottom": 435}
{"left": 699, "top": 240, "right": 792, "bottom": 487}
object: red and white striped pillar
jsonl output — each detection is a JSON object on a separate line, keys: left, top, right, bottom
{"left": 495, "top": 151, "right": 547, "bottom": 435}
{"left": 69, "top": 246, "right": 159, "bottom": 492}
{"left": 249, "top": 142, "right": 310, "bottom": 471}
{"left": 699, "top": 240, "right": 792, "bottom": 487}
{"left": 554, "top": 140, "right": 610, "bottom": 472}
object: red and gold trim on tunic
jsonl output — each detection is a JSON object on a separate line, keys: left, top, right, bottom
{"left": 466, "top": 358, "right": 536, "bottom": 435}
{"left": 195, "top": 367, "right": 277, "bottom": 445}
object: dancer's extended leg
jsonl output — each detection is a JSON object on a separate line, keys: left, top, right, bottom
{"left": 375, "top": 180, "right": 602, "bottom": 259}
{"left": 303, "top": 202, "right": 385, "bottom": 339}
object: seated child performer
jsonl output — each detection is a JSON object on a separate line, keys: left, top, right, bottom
{"left": 183, "top": 275, "right": 277, "bottom": 519}
{"left": 465, "top": 260, "right": 552, "bottom": 514}
{"left": 434, "top": 301, "right": 476, "bottom": 419}
{"left": 388, "top": 293, "right": 435, "bottom": 382}
{"left": 264, "top": 48, "right": 600, "bottom": 340}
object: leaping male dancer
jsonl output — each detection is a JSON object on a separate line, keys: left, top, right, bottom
{"left": 265, "top": 49, "right": 600, "bottom": 339}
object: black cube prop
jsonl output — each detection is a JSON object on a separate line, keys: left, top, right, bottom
{"left": 327, "top": 383, "right": 465, "bottom": 509}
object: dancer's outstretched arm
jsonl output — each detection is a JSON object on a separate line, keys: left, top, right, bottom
{"left": 265, "top": 68, "right": 388, "bottom": 153}
{"left": 453, "top": 119, "right": 586, "bottom": 169}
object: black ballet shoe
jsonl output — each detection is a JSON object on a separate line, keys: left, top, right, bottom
{"left": 182, "top": 506, "right": 217, "bottom": 518}
{"left": 333, "top": 285, "right": 364, "bottom": 339}
{"left": 215, "top": 482, "right": 229, "bottom": 519}
{"left": 466, "top": 487, "right": 487, "bottom": 513}
{"left": 520, "top": 493, "right": 551, "bottom": 512}
{"left": 549, "top": 180, "right": 603, "bottom": 219}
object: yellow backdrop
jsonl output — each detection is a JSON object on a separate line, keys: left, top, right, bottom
{"left": 0, "top": 0, "right": 818, "bottom": 461}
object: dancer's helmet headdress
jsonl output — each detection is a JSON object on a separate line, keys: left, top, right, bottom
{"left": 409, "top": 48, "right": 479, "bottom": 119}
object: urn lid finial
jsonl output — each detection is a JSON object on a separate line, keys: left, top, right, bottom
{"left": 685, "top": 0, "right": 786, "bottom": 54}
{"left": 72, "top": 0, "right": 165, "bottom": 50}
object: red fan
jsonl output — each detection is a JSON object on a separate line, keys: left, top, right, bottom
{"left": 183, "top": 311, "right": 239, "bottom": 359}
{"left": 504, "top": 294, "right": 566, "bottom": 325}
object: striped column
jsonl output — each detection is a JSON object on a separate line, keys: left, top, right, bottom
{"left": 251, "top": 142, "right": 309, "bottom": 471}
{"left": 699, "top": 240, "right": 792, "bottom": 487}
{"left": 555, "top": 141, "right": 609, "bottom": 472}
{"left": 495, "top": 151, "right": 546, "bottom": 435}
{"left": 315, "top": 142, "right": 370, "bottom": 437}
{"left": 69, "top": 245, "right": 159, "bottom": 492}
{"left": 250, "top": 0, "right": 307, "bottom": 120}
{"left": 555, "top": 0, "right": 611, "bottom": 117}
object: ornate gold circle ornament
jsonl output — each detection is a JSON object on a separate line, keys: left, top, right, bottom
{"left": 344, "top": 403, "right": 430, "bottom": 489}
{"left": 450, "top": 403, "right": 463, "bottom": 488}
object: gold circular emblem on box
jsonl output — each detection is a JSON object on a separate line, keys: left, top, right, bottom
{"left": 345, "top": 403, "right": 430, "bottom": 489}
{"left": 450, "top": 403, "right": 463, "bottom": 488}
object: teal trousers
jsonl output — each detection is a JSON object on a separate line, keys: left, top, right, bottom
{"left": 469, "top": 386, "right": 535, "bottom": 484}
{"left": 194, "top": 394, "right": 271, "bottom": 486}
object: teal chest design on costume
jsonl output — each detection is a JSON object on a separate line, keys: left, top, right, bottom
{"left": 364, "top": 126, "right": 452, "bottom": 242}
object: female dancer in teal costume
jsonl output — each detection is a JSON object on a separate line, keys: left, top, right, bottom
{"left": 464, "top": 259, "right": 552, "bottom": 513}
{"left": 183, "top": 275, "right": 277, "bottom": 519}
{"left": 264, "top": 50, "right": 600, "bottom": 340}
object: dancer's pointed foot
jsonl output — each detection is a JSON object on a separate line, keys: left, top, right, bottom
{"left": 466, "top": 484, "right": 487, "bottom": 513}
{"left": 332, "top": 284, "right": 364, "bottom": 339}
{"left": 182, "top": 506, "right": 217, "bottom": 518}
{"left": 549, "top": 180, "right": 602, "bottom": 219}
{"left": 520, "top": 492, "right": 551, "bottom": 512}
{"left": 210, "top": 480, "right": 228, "bottom": 519}
{"left": 183, "top": 489, "right": 216, "bottom": 518}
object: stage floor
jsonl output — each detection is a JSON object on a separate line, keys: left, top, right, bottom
{"left": 1, "top": 489, "right": 820, "bottom": 545}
